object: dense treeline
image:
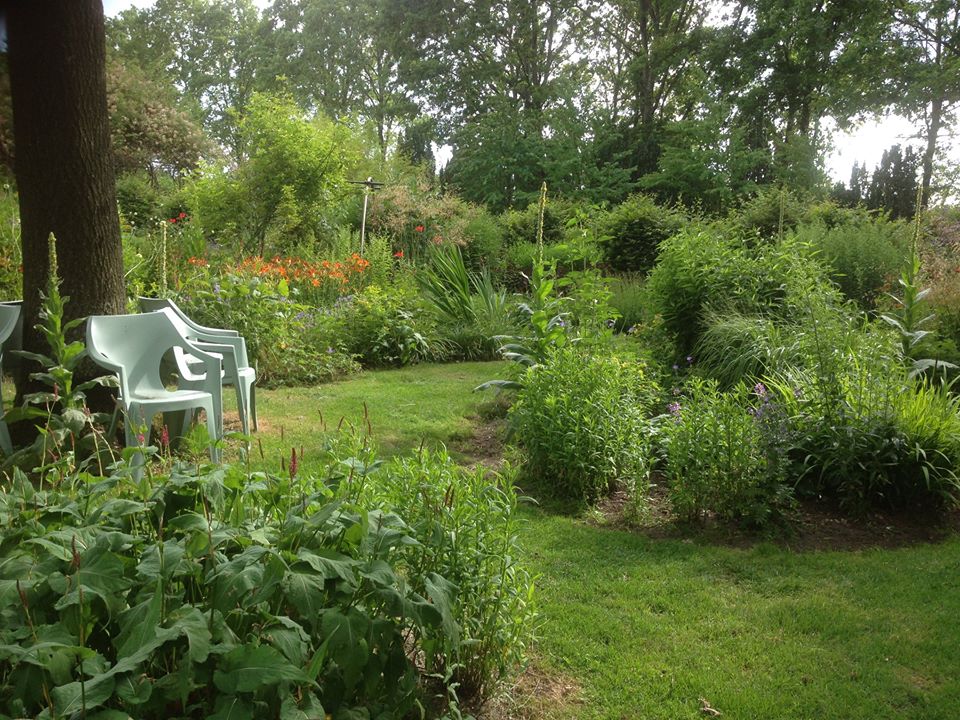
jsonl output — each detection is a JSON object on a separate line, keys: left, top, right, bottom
{"left": 91, "top": 0, "right": 956, "bottom": 213}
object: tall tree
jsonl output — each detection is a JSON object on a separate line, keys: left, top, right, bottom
{"left": 718, "top": 0, "right": 889, "bottom": 189}
{"left": 260, "top": 0, "right": 414, "bottom": 160}
{"left": 885, "top": 0, "right": 960, "bottom": 205}
{"left": 589, "top": 0, "right": 710, "bottom": 179}
{"left": 108, "top": 0, "right": 263, "bottom": 157}
{"left": 2, "top": 0, "right": 125, "bottom": 399}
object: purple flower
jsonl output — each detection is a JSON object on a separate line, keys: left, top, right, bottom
{"left": 686, "top": 355, "right": 694, "bottom": 365}
{"left": 753, "top": 382, "right": 767, "bottom": 398}
{"left": 326, "top": 347, "right": 335, "bottom": 354}
{"left": 667, "top": 401, "right": 681, "bottom": 416}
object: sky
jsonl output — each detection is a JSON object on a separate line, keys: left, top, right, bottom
{"left": 102, "top": 0, "right": 957, "bottom": 189}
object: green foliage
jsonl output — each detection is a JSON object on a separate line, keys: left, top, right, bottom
{"left": 335, "top": 284, "right": 438, "bottom": 367}
{"left": 3, "top": 235, "right": 117, "bottom": 472}
{"left": 598, "top": 194, "right": 684, "bottom": 273}
{"left": 768, "top": 341, "right": 960, "bottom": 511}
{"left": 178, "top": 270, "right": 359, "bottom": 387}
{"left": 793, "top": 216, "right": 908, "bottom": 308}
{"left": 0, "top": 184, "right": 20, "bottom": 300}
{"left": 645, "top": 222, "right": 844, "bottom": 357}
{"left": 500, "top": 198, "right": 579, "bottom": 247}
{"left": 509, "top": 347, "right": 656, "bottom": 504}
{"left": 190, "top": 92, "right": 356, "bottom": 255}
{"left": 418, "top": 244, "right": 515, "bottom": 360}
{"left": 0, "top": 445, "right": 506, "bottom": 718}
{"left": 350, "top": 447, "right": 536, "bottom": 702}
{"left": 732, "top": 186, "right": 809, "bottom": 240}
{"left": 607, "top": 274, "right": 647, "bottom": 333}
{"left": 659, "top": 378, "right": 793, "bottom": 525}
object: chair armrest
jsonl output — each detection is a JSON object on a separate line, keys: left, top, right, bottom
{"left": 180, "top": 340, "right": 223, "bottom": 405}
{"left": 188, "top": 334, "right": 250, "bottom": 369}
{"left": 191, "top": 341, "right": 241, "bottom": 377}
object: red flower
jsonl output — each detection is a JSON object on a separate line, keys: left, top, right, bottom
{"left": 415, "top": 224, "right": 425, "bottom": 233}
{"left": 168, "top": 218, "right": 176, "bottom": 223}
{"left": 178, "top": 212, "right": 187, "bottom": 219}
{"left": 393, "top": 250, "right": 404, "bottom": 258}
{"left": 289, "top": 447, "right": 298, "bottom": 478}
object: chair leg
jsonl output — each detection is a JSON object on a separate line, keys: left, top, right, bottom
{"left": 124, "top": 406, "right": 150, "bottom": 478}
{"left": 0, "top": 374, "right": 9, "bottom": 456}
{"left": 251, "top": 382, "right": 258, "bottom": 432}
{"left": 203, "top": 399, "right": 220, "bottom": 463}
{"left": 234, "top": 384, "right": 249, "bottom": 436}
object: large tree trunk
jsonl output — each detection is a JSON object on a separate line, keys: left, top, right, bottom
{"left": 3, "top": 0, "right": 125, "bottom": 407}
{"left": 920, "top": 95, "right": 942, "bottom": 209}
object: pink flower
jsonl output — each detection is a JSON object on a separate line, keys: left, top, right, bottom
{"left": 415, "top": 224, "right": 424, "bottom": 233}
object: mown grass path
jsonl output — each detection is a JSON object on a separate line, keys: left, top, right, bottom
{"left": 254, "top": 362, "right": 960, "bottom": 719}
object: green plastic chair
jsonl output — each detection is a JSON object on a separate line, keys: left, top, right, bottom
{"left": 86, "top": 311, "right": 222, "bottom": 463}
{"left": 0, "top": 303, "right": 20, "bottom": 457}
{"left": 139, "top": 297, "right": 258, "bottom": 434}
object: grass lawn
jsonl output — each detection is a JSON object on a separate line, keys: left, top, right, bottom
{"left": 519, "top": 509, "right": 960, "bottom": 719}
{"left": 251, "top": 362, "right": 960, "bottom": 719}
{"left": 233, "top": 360, "right": 507, "bottom": 471}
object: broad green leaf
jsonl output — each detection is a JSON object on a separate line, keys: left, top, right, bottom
{"left": 424, "top": 573, "right": 460, "bottom": 644}
{"left": 212, "top": 644, "right": 310, "bottom": 693}
{"left": 281, "top": 570, "right": 327, "bottom": 625}
{"left": 263, "top": 616, "right": 309, "bottom": 666}
{"left": 51, "top": 672, "right": 116, "bottom": 716}
{"left": 209, "top": 694, "right": 255, "bottom": 720}
{"left": 295, "top": 548, "right": 357, "bottom": 582}
{"left": 167, "top": 604, "right": 212, "bottom": 663}
{"left": 115, "top": 582, "right": 163, "bottom": 659}
{"left": 320, "top": 608, "right": 369, "bottom": 691}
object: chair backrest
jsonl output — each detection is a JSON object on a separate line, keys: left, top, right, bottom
{"left": 138, "top": 296, "right": 237, "bottom": 337}
{"left": 87, "top": 312, "right": 191, "bottom": 399}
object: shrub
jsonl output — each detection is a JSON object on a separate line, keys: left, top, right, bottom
{"left": 335, "top": 284, "right": 441, "bottom": 367}
{"left": 500, "top": 198, "right": 580, "bottom": 247}
{"left": 418, "top": 245, "right": 516, "bottom": 360}
{"left": 645, "top": 222, "right": 842, "bottom": 356}
{"left": 768, "top": 333, "right": 960, "bottom": 511}
{"left": 177, "top": 269, "right": 359, "bottom": 387}
{"left": 659, "top": 378, "right": 793, "bottom": 525}
{"left": 598, "top": 193, "right": 684, "bottom": 273}
{"left": 608, "top": 274, "right": 646, "bottom": 333}
{"left": 509, "top": 347, "right": 657, "bottom": 504}
{"left": 792, "top": 217, "right": 907, "bottom": 308}
{"left": 732, "top": 185, "right": 809, "bottom": 240}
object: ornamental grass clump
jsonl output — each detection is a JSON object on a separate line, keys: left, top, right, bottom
{"left": 509, "top": 347, "right": 658, "bottom": 504}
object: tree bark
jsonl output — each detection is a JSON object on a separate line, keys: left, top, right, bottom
{"left": 3, "top": 0, "right": 125, "bottom": 407}
{"left": 920, "top": 94, "right": 942, "bottom": 209}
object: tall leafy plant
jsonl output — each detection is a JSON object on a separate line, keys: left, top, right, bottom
{"left": 3, "top": 234, "right": 117, "bottom": 474}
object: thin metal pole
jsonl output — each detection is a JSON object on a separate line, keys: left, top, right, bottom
{"left": 360, "top": 187, "right": 370, "bottom": 255}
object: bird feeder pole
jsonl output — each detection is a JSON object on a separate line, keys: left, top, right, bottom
{"left": 347, "top": 177, "right": 384, "bottom": 255}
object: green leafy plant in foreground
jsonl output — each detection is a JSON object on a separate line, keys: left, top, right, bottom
{"left": 0, "top": 430, "right": 535, "bottom": 719}
{"left": 3, "top": 234, "right": 117, "bottom": 475}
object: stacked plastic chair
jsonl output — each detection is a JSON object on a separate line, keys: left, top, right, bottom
{"left": 86, "top": 311, "right": 222, "bottom": 463}
{"left": 139, "top": 297, "right": 258, "bottom": 435}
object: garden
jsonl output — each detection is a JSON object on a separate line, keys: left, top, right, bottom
{"left": 2, "top": 0, "right": 960, "bottom": 718}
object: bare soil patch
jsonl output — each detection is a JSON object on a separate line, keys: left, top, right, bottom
{"left": 592, "top": 482, "right": 960, "bottom": 552}
{"left": 476, "top": 660, "right": 583, "bottom": 720}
